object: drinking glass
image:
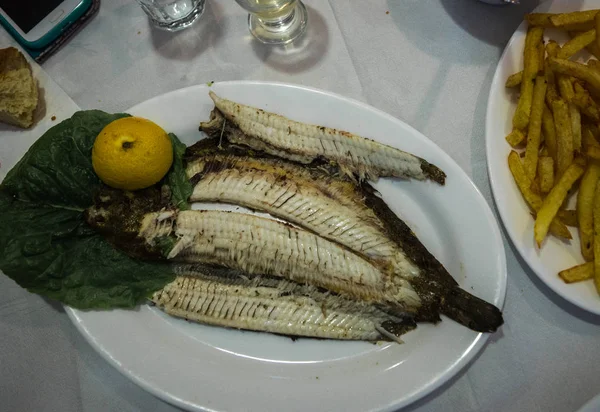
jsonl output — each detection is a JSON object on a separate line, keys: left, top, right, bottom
{"left": 136, "top": 0, "right": 206, "bottom": 31}
{"left": 233, "top": 0, "right": 308, "bottom": 45}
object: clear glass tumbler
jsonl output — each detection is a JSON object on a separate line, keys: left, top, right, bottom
{"left": 136, "top": 0, "right": 206, "bottom": 31}
{"left": 234, "top": 0, "right": 308, "bottom": 45}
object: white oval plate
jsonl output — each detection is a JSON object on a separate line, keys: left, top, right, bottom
{"left": 67, "top": 81, "right": 506, "bottom": 412}
{"left": 486, "top": 0, "right": 600, "bottom": 315}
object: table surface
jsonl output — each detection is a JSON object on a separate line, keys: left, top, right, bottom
{"left": 2, "top": 1, "right": 600, "bottom": 411}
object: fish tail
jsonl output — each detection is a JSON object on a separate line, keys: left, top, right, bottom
{"left": 420, "top": 159, "right": 446, "bottom": 185}
{"left": 441, "top": 287, "right": 504, "bottom": 333}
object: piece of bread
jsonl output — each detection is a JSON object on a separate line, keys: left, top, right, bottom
{"left": 0, "top": 47, "right": 39, "bottom": 128}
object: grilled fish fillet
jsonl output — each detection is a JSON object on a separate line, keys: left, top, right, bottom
{"left": 140, "top": 209, "right": 423, "bottom": 314}
{"left": 186, "top": 140, "right": 417, "bottom": 276}
{"left": 151, "top": 265, "right": 416, "bottom": 342}
{"left": 204, "top": 92, "right": 446, "bottom": 184}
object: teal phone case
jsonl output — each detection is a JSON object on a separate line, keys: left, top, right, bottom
{"left": 0, "top": 0, "right": 92, "bottom": 50}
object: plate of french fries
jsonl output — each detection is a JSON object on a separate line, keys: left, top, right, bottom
{"left": 486, "top": 0, "right": 600, "bottom": 315}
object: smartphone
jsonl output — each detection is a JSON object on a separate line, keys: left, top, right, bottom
{"left": 0, "top": 0, "right": 92, "bottom": 50}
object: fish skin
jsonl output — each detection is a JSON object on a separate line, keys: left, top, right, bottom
{"left": 357, "top": 182, "right": 503, "bottom": 331}
{"left": 203, "top": 93, "right": 446, "bottom": 185}
{"left": 83, "top": 185, "right": 174, "bottom": 260}
{"left": 151, "top": 264, "right": 417, "bottom": 341}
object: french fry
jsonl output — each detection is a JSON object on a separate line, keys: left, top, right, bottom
{"left": 508, "top": 151, "right": 542, "bottom": 209}
{"left": 514, "top": 28, "right": 545, "bottom": 130}
{"left": 573, "top": 82, "right": 600, "bottom": 121}
{"left": 508, "top": 151, "right": 572, "bottom": 239}
{"left": 552, "top": 98, "right": 575, "bottom": 178}
{"left": 524, "top": 76, "right": 548, "bottom": 179}
{"left": 588, "top": 122, "right": 600, "bottom": 139}
{"left": 571, "top": 104, "right": 582, "bottom": 153}
{"left": 549, "top": 57, "right": 600, "bottom": 98}
{"left": 514, "top": 80, "right": 534, "bottom": 130}
{"left": 505, "top": 71, "right": 522, "bottom": 88}
{"left": 535, "top": 162, "right": 585, "bottom": 246}
{"left": 586, "top": 145, "right": 600, "bottom": 159}
{"left": 546, "top": 40, "right": 560, "bottom": 59}
{"left": 583, "top": 125, "right": 600, "bottom": 149}
{"left": 557, "top": 29, "right": 596, "bottom": 59}
{"left": 506, "top": 129, "right": 526, "bottom": 147}
{"left": 587, "top": 59, "right": 600, "bottom": 72}
{"left": 531, "top": 177, "right": 542, "bottom": 194}
{"left": 559, "top": 262, "right": 594, "bottom": 283}
{"left": 525, "top": 27, "right": 544, "bottom": 79}
{"left": 557, "top": 75, "right": 575, "bottom": 102}
{"left": 549, "top": 219, "right": 572, "bottom": 239}
{"left": 558, "top": 209, "right": 577, "bottom": 226}
{"left": 527, "top": 12, "right": 600, "bottom": 30}
{"left": 593, "top": 182, "right": 600, "bottom": 293}
{"left": 550, "top": 10, "right": 600, "bottom": 29}
{"left": 575, "top": 101, "right": 600, "bottom": 121}
{"left": 556, "top": 76, "right": 583, "bottom": 153}
{"left": 505, "top": 41, "right": 545, "bottom": 89}
{"left": 587, "top": 42, "right": 600, "bottom": 60}
{"left": 564, "top": 23, "right": 598, "bottom": 32}
{"left": 568, "top": 31, "right": 600, "bottom": 59}
{"left": 545, "top": 63, "right": 560, "bottom": 107}
{"left": 573, "top": 81, "right": 586, "bottom": 95}
{"left": 577, "top": 163, "right": 600, "bottom": 260}
{"left": 542, "top": 104, "right": 556, "bottom": 163}
{"left": 526, "top": 13, "right": 554, "bottom": 27}
{"left": 539, "top": 156, "right": 555, "bottom": 193}
{"left": 515, "top": 82, "right": 535, "bottom": 131}
{"left": 542, "top": 105, "right": 558, "bottom": 162}
{"left": 596, "top": 13, "right": 600, "bottom": 50}
{"left": 539, "top": 41, "right": 546, "bottom": 70}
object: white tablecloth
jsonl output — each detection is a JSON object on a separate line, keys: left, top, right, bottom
{"left": 2, "top": 0, "right": 600, "bottom": 411}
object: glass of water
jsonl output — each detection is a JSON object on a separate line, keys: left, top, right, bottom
{"left": 234, "top": 0, "right": 308, "bottom": 45}
{"left": 136, "top": 0, "right": 206, "bottom": 31}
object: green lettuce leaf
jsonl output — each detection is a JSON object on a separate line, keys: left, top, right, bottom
{"left": 2, "top": 110, "right": 130, "bottom": 209}
{"left": 0, "top": 110, "right": 179, "bottom": 309}
{"left": 0, "top": 192, "right": 174, "bottom": 309}
{"left": 166, "top": 133, "right": 192, "bottom": 210}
